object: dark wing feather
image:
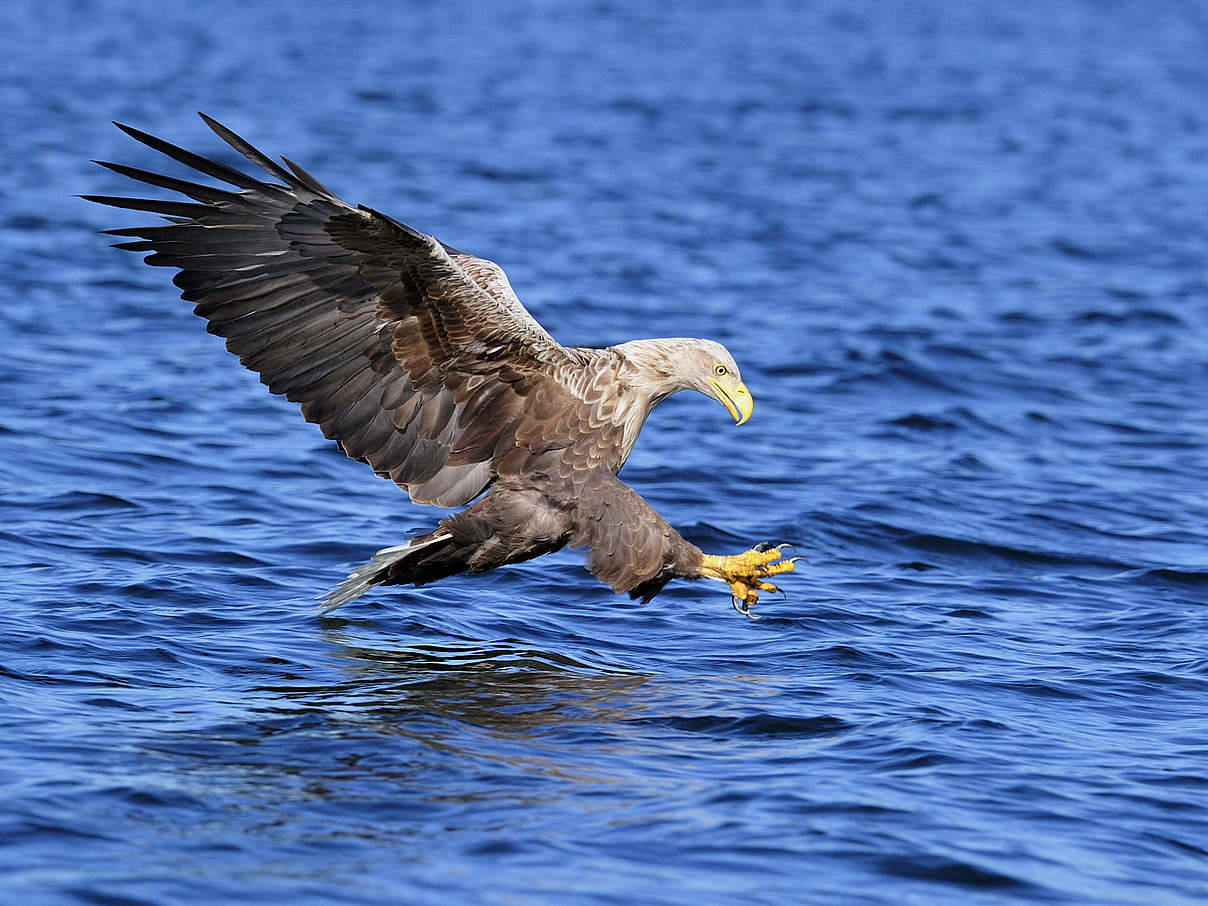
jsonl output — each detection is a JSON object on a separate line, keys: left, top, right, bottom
{"left": 87, "top": 114, "right": 569, "bottom": 507}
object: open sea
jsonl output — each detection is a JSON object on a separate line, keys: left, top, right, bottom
{"left": 2, "top": 1, "right": 1207, "bottom": 903}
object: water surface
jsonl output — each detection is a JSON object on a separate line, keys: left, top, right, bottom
{"left": 2, "top": 2, "right": 1207, "bottom": 903}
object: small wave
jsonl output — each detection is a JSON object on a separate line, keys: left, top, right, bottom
{"left": 889, "top": 412, "right": 960, "bottom": 432}
{"left": 1051, "top": 236, "right": 1104, "bottom": 260}
{"left": 876, "top": 854, "right": 1032, "bottom": 891}
{"left": 899, "top": 531, "right": 1133, "bottom": 571}
{"left": 41, "top": 490, "right": 139, "bottom": 512}
{"left": 829, "top": 348, "right": 968, "bottom": 395}
{"left": 886, "top": 406, "right": 1012, "bottom": 436}
{"left": 1128, "top": 567, "right": 1208, "bottom": 587}
{"left": 1074, "top": 308, "right": 1185, "bottom": 327}
{"left": 634, "top": 713, "right": 850, "bottom": 739}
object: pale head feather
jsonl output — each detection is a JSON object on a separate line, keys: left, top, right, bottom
{"left": 613, "top": 337, "right": 742, "bottom": 398}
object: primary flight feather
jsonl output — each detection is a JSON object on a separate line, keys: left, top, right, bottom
{"left": 87, "top": 114, "right": 798, "bottom": 617}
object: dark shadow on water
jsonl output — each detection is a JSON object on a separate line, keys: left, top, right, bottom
{"left": 158, "top": 632, "right": 669, "bottom": 805}
{"left": 259, "top": 628, "right": 655, "bottom": 739}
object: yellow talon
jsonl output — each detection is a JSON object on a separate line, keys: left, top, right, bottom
{"left": 713, "top": 547, "right": 778, "bottom": 572}
{"left": 697, "top": 543, "right": 800, "bottom": 616}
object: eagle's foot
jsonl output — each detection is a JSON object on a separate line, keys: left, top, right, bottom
{"left": 697, "top": 543, "right": 800, "bottom": 617}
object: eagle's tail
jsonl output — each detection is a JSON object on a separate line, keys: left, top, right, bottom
{"left": 318, "top": 489, "right": 571, "bottom": 615}
{"left": 317, "top": 531, "right": 462, "bottom": 614}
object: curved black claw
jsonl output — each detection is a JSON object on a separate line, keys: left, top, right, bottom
{"left": 731, "top": 595, "right": 762, "bottom": 620}
{"left": 754, "top": 540, "right": 795, "bottom": 553}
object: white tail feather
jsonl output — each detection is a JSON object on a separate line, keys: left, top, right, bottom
{"left": 317, "top": 533, "right": 452, "bottom": 614}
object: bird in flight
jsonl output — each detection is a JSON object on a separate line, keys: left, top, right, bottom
{"left": 86, "top": 114, "right": 798, "bottom": 617}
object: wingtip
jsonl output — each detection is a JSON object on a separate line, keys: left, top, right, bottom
{"left": 197, "top": 111, "right": 225, "bottom": 134}
{"left": 78, "top": 193, "right": 129, "bottom": 209}
{"left": 197, "top": 112, "right": 231, "bottom": 142}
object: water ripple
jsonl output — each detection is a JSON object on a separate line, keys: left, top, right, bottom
{"left": 3, "top": 1, "right": 1208, "bottom": 904}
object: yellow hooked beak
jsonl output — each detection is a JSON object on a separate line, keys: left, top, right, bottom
{"left": 710, "top": 379, "right": 753, "bottom": 426}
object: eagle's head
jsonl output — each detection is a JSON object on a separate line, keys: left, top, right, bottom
{"left": 681, "top": 338, "right": 752, "bottom": 425}
{"left": 618, "top": 338, "right": 753, "bottom": 425}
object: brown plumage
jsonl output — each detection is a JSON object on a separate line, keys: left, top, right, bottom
{"left": 87, "top": 114, "right": 798, "bottom": 617}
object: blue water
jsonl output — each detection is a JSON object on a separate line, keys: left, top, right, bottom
{"left": 3, "top": 1, "right": 1207, "bottom": 903}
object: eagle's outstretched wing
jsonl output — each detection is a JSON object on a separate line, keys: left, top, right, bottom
{"left": 86, "top": 114, "right": 567, "bottom": 507}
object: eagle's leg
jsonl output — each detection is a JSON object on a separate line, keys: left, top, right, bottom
{"left": 696, "top": 544, "right": 799, "bottom": 617}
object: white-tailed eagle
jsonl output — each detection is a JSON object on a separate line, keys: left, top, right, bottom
{"left": 86, "top": 115, "right": 798, "bottom": 617}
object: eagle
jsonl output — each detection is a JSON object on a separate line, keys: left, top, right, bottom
{"left": 86, "top": 114, "right": 798, "bottom": 617}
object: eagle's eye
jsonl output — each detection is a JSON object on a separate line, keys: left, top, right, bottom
{"left": 714, "top": 364, "right": 728, "bottom": 377}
